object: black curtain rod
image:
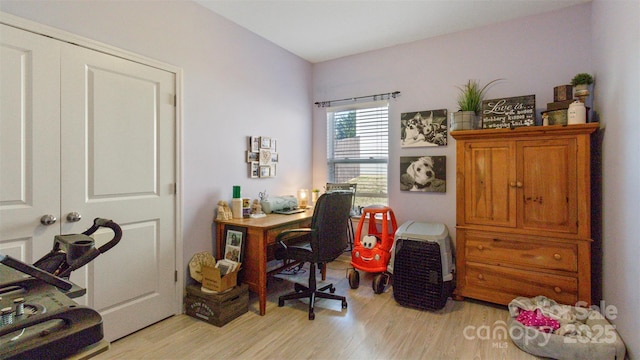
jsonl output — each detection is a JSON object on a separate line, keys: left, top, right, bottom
{"left": 315, "top": 91, "right": 400, "bottom": 108}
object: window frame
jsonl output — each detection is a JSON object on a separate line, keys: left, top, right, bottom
{"left": 325, "top": 100, "right": 389, "bottom": 207}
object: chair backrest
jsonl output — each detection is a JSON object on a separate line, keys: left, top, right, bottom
{"left": 326, "top": 182, "right": 357, "bottom": 214}
{"left": 310, "top": 192, "right": 353, "bottom": 262}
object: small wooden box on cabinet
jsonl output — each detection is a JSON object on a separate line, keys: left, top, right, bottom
{"left": 451, "top": 124, "right": 598, "bottom": 306}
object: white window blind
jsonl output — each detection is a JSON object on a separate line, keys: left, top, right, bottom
{"left": 326, "top": 101, "right": 388, "bottom": 207}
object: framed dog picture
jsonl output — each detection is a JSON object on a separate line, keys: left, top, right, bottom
{"left": 400, "top": 155, "right": 446, "bottom": 192}
{"left": 223, "top": 225, "right": 246, "bottom": 263}
{"left": 401, "top": 109, "right": 448, "bottom": 147}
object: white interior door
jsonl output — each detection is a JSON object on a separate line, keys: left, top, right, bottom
{"left": 1, "top": 23, "right": 178, "bottom": 343}
{"left": 0, "top": 24, "right": 61, "bottom": 263}
{"left": 60, "top": 43, "right": 177, "bottom": 341}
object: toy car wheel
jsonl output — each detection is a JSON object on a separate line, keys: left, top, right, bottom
{"left": 347, "top": 269, "right": 359, "bottom": 289}
{"left": 372, "top": 273, "right": 385, "bottom": 294}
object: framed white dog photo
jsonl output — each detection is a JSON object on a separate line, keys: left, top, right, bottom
{"left": 400, "top": 109, "right": 448, "bottom": 147}
{"left": 400, "top": 155, "right": 446, "bottom": 192}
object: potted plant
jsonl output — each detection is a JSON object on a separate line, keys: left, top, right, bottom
{"left": 452, "top": 79, "right": 501, "bottom": 130}
{"left": 570, "top": 73, "right": 594, "bottom": 99}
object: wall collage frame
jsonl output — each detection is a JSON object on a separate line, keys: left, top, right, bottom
{"left": 247, "top": 136, "right": 278, "bottom": 178}
{"left": 399, "top": 109, "right": 448, "bottom": 193}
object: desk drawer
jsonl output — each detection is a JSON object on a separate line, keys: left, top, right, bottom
{"left": 465, "top": 232, "right": 577, "bottom": 272}
{"left": 266, "top": 221, "right": 312, "bottom": 245}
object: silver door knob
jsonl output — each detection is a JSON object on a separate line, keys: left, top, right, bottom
{"left": 67, "top": 212, "right": 82, "bottom": 222}
{"left": 40, "top": 214, "right": 57, "bottom": 225}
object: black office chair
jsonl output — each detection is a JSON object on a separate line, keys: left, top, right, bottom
{"left": 325, "top": 183, "right": 357, "bottom": 250}
{"left": 274, "top": 192, "right": 353, "bottom": 320}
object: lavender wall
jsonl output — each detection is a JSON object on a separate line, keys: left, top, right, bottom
{"left": 592, "top": 1, "right": 640, "bottom": 357}
{"left": 312, "top": 4, "right": 592, "bottom": 233}
{"left": 0, "top": 1, "right": 314, "bottom": 274}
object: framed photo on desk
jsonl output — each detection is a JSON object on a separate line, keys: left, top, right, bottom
{"left": 223, "top": 225, "right": 246, "bottom": 262}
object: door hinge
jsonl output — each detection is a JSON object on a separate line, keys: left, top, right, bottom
{"left": 174, "top": 94, "right": 177, "bottom": 106}
{"left": 169, "top": 183, "right": 177, "bottom": 195}
{"left": 175, "top": 270, "right": 178, "bottom": 282}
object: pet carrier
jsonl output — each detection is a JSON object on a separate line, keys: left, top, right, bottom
{"left": 390, "top": 221, "right": 454, "bottom": 310}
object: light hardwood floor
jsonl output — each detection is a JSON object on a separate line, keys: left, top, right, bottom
{"left": 95, "top": 255, "right": 539, "bottom": 359}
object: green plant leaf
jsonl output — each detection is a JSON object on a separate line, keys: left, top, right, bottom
{"left": 455, "top": 79, "right": 502, "bottom": 113}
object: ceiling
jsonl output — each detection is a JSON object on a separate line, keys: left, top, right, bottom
{"left": 194, "top": 0, "right": 590, "bottom": 63}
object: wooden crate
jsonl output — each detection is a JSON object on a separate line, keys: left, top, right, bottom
{"left": 185, "top": 283, "right": 248, "bottom": 327}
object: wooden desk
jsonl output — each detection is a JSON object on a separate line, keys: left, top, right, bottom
{"left": 214, "top": 209, "right": 313, "bottom": 316}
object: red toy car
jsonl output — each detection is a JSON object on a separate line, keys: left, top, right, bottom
{"left": 348, "top": 205, "right": 398, "bottom": 294}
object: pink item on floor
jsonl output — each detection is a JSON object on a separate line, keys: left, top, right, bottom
{"left": 516, "top": 308, "right": 560, "bottom": 333}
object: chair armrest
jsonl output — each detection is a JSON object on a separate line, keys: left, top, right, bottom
{"left": 274, "top": 229, "right": 316, "bottom": 261}
{"left": 275, "top": 228, "right": 315, "bottom": 248}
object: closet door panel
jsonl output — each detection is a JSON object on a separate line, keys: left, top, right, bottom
{"left": 60, "top": 43, "right": 176, "bottom": 341}
{"left": 0, "top": 24, "right": 60, "bottom": 261}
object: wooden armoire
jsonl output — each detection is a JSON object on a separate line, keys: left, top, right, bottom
{"left": 451, "top": 123, "right": 598, "bottom": 305}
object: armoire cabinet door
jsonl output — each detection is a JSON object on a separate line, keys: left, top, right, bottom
{"left": 463, "top": 140, "right": 517, "bottom": 228}
{"left": 0, "top": 24, "right": 61, "bottom": 261}
{"left": 517, "top": 138, "right": 578, "bottom": 234}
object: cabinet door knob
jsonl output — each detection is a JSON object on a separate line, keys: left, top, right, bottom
{"left": 40, "top": 214, "right": 57, "bottom": 226}
{"left": 516, "top": 181, "right": 523, "bottom": 188}
{"left": 509, "top": 181, "right": 516, "bottom": 188}
{"left": 477, "top": 274, "right": 484, "bottom": 280}
{"left": 554, "top": 286, "right": 562, "bottom": 293}
{"left": 554, "top": 253, "right": 562, "bottom": 260}
{"left": 477, "top": 245, "right": 484, "bottom": 251}
{"left": 67, "top": 212, "right": 82, "bottom": 222}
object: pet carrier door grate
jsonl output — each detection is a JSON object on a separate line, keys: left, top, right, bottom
{"left": 393, "top": 239, "right": 451, "bottom": 310}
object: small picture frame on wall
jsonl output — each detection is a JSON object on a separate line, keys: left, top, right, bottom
{"left": 249, "top": 162, "right": 259, "bottom": 178}
{"left": 400, "top": 155, "right": 446, "bottom": 192}
{"left": 260, "top": 136, "right": 272, "bottom": 149}
{"left": 259, "top": 149, "right": 272, "bottom": 165}
{"left": 259, "top": 165, "right": 271, "bottom": 178}
{"left": 249, "top": 136, "right": 260, "bottom": 152}
{"left": 223, "top": 225, "right": 246, "bottom": 263}
{"left": 246, "top": 151, "right": 259, "bottom": 162}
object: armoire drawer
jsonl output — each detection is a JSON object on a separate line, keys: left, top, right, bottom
{"left": 465, "top": 232, "right": 578, "bottom": 272}
{"left": 465, "top": 262, "right": 578, "bottom": 305}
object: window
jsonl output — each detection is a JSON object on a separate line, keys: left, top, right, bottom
{"left": 326, "top": 101, "right": 388, "bottom": 208}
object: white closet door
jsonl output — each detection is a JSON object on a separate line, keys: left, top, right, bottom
{"left": 60, "top": 43, "right": 177, "bottom": 341}
{"left": 0, "top": 24, "right": 61, "bottom": 262}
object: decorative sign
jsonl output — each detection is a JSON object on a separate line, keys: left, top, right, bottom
{"left": 482, "top": 95, "right": 536, "bottom": 129}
